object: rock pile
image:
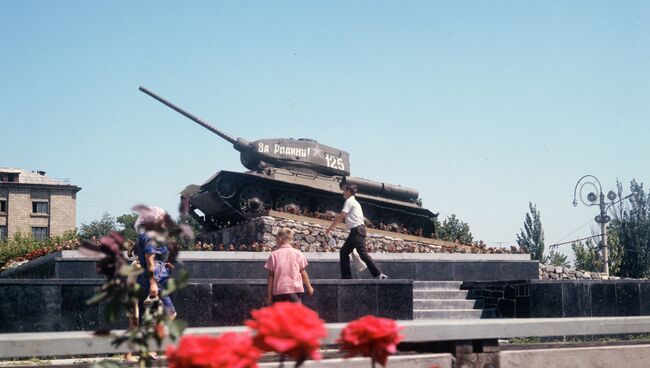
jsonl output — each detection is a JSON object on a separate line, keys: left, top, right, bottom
{"left": 538, "top": 263, "right": 617, "bottom": 280}
{"left": 197, "top": 215, "right": 514, "bottom": 254}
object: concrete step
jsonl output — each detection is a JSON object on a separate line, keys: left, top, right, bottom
{"left": 413, "top": 290, "right": 468, "bottom": 299}
{"left": 413, "top": 281, "right": 463, "bottom": 290}
{"left": 413, "top": 299, "right": 482, "bottom": 310}
{"left": 413, "top": 309, "right": 495, "bottom": 319}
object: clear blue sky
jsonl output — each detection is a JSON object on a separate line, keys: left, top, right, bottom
{"left": 2, "top": 1, "right": 649, "bottom": 259}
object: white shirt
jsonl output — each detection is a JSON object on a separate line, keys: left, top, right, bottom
{"left": 342, "top": 196, "right": 365, "bottom": 229}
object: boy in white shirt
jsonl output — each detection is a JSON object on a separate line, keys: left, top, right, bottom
{"left": 326, "top": 184, "right": 388, "bottom": 279}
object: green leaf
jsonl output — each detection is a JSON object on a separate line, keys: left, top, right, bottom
{"left": 86, "top": 291, "right": 109, "bottom": 305}
{"left": 167, "top": 319, "right": 187, "bottom": 341}
{"left": 111, "top": 334, "right": 130, "bottom": 348}
{"left": 105, "top": 299, "right": 121, "bottom": 323}
{"left": 161, "top": 268, "right": 188, "bottom": 296}
{"left": 178, "top": 268, "right": 189, "bottom": 288}
{"left": 118, "top": 264, "right": 143, "bottom": 278}
{"left": 161, "top": 278, "right": 176, "bottom": 297}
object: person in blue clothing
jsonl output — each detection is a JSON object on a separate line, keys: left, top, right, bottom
{"left": 135, "top": 225, "right": 177, "bottom": 319}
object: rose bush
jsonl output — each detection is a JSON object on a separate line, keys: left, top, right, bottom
{"left": 0, "top": 231, "right": 79, "bottom": 270}
{"left": 245, "top": 302, "right": 327, "bottom": 366}
{"left": 79, "top": 232, "right": 127, "bottom": 278}
{"left": 166, "top": 332, "right": 261, "bottom": 368}
{"left": 338, "top": 315, "right": 404, "bottom": 367}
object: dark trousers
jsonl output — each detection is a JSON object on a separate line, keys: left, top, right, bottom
{"left": 272, "top": 293, "right": 303, "bottom": 303}
{"left": 340, "top": 225, "right": 382, "bottom": 278}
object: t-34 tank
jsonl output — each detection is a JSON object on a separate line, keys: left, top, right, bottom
{"left": 139, "top": 87, "right": 438, "bottom": 237}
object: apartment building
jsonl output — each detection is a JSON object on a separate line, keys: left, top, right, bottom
{"left": 0, "top": 168, "right": 81, "bottom": 240}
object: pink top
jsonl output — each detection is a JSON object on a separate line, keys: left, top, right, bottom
{"left": 265, "top": 245, "right": 308, "bottom": 295}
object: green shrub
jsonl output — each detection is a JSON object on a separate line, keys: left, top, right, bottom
{"left": 0, "top": 230, "right": 79, "bottom": 270}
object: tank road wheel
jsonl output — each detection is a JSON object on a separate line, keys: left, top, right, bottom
{"left": 275, "top": 193, "right": 309, "bottom": 214}
{"left": 316, "top": 198, "right": 340, "bottom": 220}
{"left": 381, "top": 212, "right": 406, "bottom": 233}
{"left": 214, "top": 177, "right": 237, "bottom": 199}
{"left": 408, "top": 217, "right": 435, "bottom": 238}
{"left": 239, "top": 185, "right": 272, "bottom": 213}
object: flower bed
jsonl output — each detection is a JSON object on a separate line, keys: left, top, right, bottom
{"left": 0, "top": 231, "right": 79, "bottom": 271}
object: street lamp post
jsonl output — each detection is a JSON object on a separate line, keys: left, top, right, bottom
{"left": 572, "top": 175, "right": 636, "bottom": 277}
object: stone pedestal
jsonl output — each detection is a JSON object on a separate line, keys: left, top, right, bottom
{"left": 199, "top": 211, "right": 513, "bottom": 254}
{"left": 0, "top": 278, "right": 413, "bottom": 333}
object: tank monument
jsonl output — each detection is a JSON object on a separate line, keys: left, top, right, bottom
{"left": 4, "top": 89, "right": 650, "bottom": 367}
{"left": 138, "top": 86, "right": 438, "bottom": 238}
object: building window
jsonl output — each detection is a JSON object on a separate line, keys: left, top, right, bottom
{"left": 32, "top": 227, "right": 48, "bottom": 241}
{"left": 0, "top": 174, "right": 16, "bottom": 183}
{"left": 0, "top": 226, "right": 6, "bottom": 240}
{"left": 32, "top": 201, "right": 49, "bottom": 214}
{"left": 0, "top": 200, "right": 6, "bottom": 213}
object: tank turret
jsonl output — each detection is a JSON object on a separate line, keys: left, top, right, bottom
{"left": 139, "top": 87, "right": 437, "bottom": 237}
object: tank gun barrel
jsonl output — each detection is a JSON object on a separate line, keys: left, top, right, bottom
{"left": 139, "top": 86, "right": 238, "bottom": 145}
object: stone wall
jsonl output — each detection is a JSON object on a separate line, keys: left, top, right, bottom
{"left": 538, "top": 264, "right": 610, "bottom": 280}
{"left": 462, "top": 280, "right": 530, "bottom": 318}
{"left": 463, "top": 279, "right": 650, "bottom": 318}
{"left": 6, "top": 187, "right": 31, "bottom": 237}
{"left": 1, "top": 250, "right": 539, "bottom": 282}
{"left": 49, "top": 189, "right": 77, "bottom": 237}
{"left": 200, "top": 215, "right": 515, "bottom": 254}
{"left": 0, "top": 278, "right": 413, "bottom": 333}
{"left": 461, "top": 263, "right": 630, "bottom": 318}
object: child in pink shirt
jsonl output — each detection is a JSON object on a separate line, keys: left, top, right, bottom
{"left": 265, "top": 227, "right": 314, "bottom": 304}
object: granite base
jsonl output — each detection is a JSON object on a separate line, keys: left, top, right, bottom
{"left": 1, "top": 251, "right": 537, "bottom": 282}
{"left": 0, "top": 279, "right": 412, "bottom": 333}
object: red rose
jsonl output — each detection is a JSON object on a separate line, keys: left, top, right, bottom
{"left": 245, "top": 302, "right": 327, "bottom": 365}
{"left": 338, "top": 315, "right": 404, "bottom": 367}
{"left": 166, "top": 332, "right": 261, "bottom": 368}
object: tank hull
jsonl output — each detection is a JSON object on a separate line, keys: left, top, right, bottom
{"left": 185, "top": 169, "right": 437, "bottom": 237}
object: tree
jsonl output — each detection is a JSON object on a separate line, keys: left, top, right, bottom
{"left": 546, "top": 248, "right": 569, "bottom": 267}
{"left": 617, "top": 180, "right": 650, "bottom": 278}
{"left": 516, "top": 202, "right": 545, "bottom": 262}
{"left": 116, "top": 213, "right": 139, "bottom": 241}
{"left": 79, "top": 213, "right": 117, "bottom": 240}
{"left": 437, "top": 214, "right": 473, "bottom": 244}
{"left": 572, "top": 238, "right": 601, "bottom": 272}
